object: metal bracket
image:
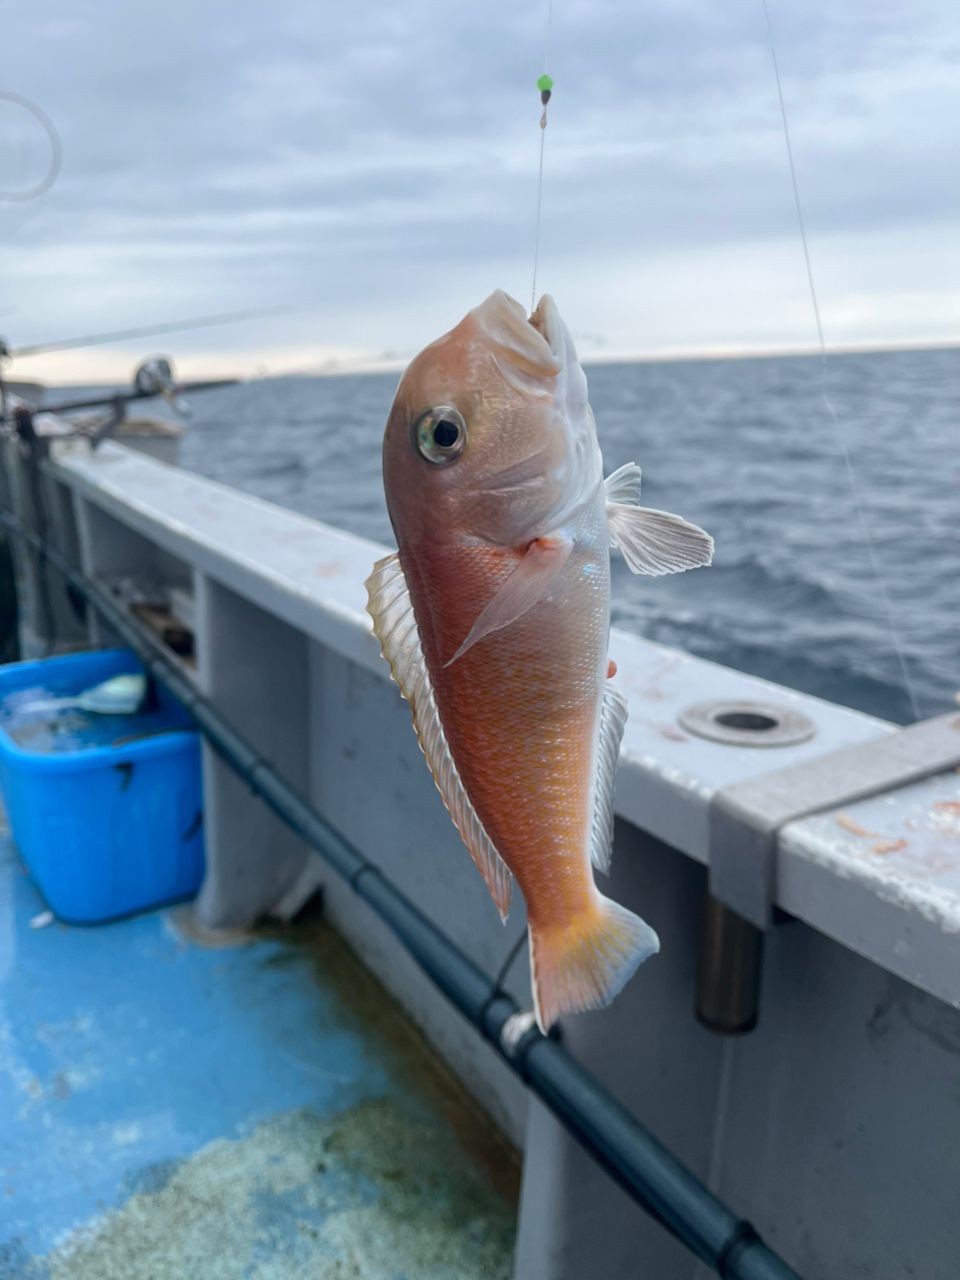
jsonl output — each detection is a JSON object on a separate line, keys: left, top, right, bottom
{"left": 709, "top": 711, "right": 960, "bottom": 928}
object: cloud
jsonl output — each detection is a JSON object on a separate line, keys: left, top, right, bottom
{"left": 1, "top": 0, "right": 957, "bottom": 381}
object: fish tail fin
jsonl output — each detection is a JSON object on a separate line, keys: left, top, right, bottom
{"left": 529, "top": 896, "right": 659, "bottom": 1033}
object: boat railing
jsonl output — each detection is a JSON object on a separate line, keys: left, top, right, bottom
{"left": 2, "top": 431, "right": 958, "bottom": 1280}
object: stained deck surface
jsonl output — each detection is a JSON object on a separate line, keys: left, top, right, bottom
{"left": 0, "top": 833, "right": 518, "bottom": 1278}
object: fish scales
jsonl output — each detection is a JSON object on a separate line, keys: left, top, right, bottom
{"left": 409, "top": 505, "right": 609, "bottom": 929}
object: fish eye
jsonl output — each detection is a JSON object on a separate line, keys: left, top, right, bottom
{"left": 414, "top": 406, "right": 467, "bottom": 465}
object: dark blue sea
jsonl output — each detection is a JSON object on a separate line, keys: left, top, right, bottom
{"left": 172, "top": 348, "right": 957, "bottom": 725}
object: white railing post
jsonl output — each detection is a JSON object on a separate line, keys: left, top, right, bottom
{"left": 192, "top": 571, "right": 322, "bottom": 928}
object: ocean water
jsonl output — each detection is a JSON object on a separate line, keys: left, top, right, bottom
{"left": 165, "top": 347, "right": 957, "bottom": 725}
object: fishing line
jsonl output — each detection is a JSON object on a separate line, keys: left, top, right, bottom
{"left": 478, "top": 924, "right": 529, "bottom": 1030}
{"left": 494, "top": 925, "right": 529, "bottom": 991}
{"left": 760, "top": 0, "right": 922, "bottom": 723}
{"left": 530, "top": 0, "right": 554, "bottom": 313}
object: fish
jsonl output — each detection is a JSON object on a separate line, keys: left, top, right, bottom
{"left": 19, "top": 673, "right": 148, "bottom": 717}
{"left": 365, "top": 290, "right": 713, "bottom": 1030}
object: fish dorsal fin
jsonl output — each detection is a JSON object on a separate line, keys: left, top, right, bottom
{"left": 365, "top": 552, "right": 512, "bottom": 921}
{"left": 590, "top": 684, "right": 629, "bottom": 874}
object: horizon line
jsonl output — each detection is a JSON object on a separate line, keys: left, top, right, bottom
{"left": 11, "top": 334, "right": 958, "bottom": 389}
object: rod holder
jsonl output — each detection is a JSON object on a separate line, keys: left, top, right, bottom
{"left": 696, "top": 894, "right": 764, "bottom": 1035}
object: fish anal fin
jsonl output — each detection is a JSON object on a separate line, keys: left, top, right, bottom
{"left": 590, "top": 685, "right": 628, "bottom": 874}
{"left": 445, "top": 532, "right": 573, "bottom": 667}
{"left": 364, "top": 552, "right": 512, "bottom": 920}
{"left": 608, "top": 504, "right": 714, "bottom": 576}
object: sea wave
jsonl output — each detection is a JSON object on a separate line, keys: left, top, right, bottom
{"left": 167, "top": 347, "right": 958, "bottom": 725}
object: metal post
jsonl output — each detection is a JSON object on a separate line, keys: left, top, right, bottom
{"left": 697, "top": 895, "right": 764, "bottom": 1035}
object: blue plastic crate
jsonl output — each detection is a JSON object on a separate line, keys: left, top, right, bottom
{"left": 0, "top": 648, "right": 205, "bottom": 923}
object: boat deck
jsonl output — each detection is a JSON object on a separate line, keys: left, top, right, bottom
{"left": 0, "top": 831, "right": 518, "bottom": 1279}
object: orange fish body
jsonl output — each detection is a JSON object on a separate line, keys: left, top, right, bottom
{"left": 367, "top": 291, "right": 712, "bottom": 1029}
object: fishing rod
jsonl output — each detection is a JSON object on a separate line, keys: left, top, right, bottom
{"left": 0, "top": 304, "right": 292, "bottom": 436}
{"left": 39, "top": 380, "right": 238, "bottom": 417}
{"left": 0, "top": 356, "right": 238, "bottom": 450}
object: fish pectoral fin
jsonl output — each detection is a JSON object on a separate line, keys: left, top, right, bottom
{"left": 364, "top": 552, "right": 513, "bottom": 921}
{"left": 445, "top": 532, "right": 573, "bottom": 667}
{"left": 603, "top": 461, "right": 643, "bottom": 506}
{"left": 607, "top": 503, "right": 714, "bottom": 576}
{"left": 590, "top": 685, "right": 629, "bottom": 874}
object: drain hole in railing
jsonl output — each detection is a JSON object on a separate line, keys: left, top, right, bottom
{"left": 713, "top": 710, "right": 778, "bottom": 732}
{"left": 678, "top": 700, "right": 816, "bottom": 748}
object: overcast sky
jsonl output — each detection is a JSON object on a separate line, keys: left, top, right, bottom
{"left": 1, "top": 0, "right": 957, "bottom": 382}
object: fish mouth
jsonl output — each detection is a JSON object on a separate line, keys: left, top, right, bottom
{"left": 472, "top": 290, "right": 561, "bottom": 380}
{"left": 529, "top": 293, "right": 582, "bottom": 387}
{"left": 527, "top": 294, "right": 561, "bottom": 360}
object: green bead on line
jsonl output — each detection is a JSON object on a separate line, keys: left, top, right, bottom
{"left": 537, "top": 74, "right": 554, "bottom": 92}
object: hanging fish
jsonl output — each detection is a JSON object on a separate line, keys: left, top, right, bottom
{"left": 366, "top": 290, "right": 712, "bottom": 1031}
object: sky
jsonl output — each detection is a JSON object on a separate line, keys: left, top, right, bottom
{"left": 0, "top": 0, "right": 957, "bottom": 383}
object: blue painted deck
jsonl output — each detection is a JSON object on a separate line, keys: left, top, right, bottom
{"left": 0, "top": 830, "right": 518, "bottom": 1278}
